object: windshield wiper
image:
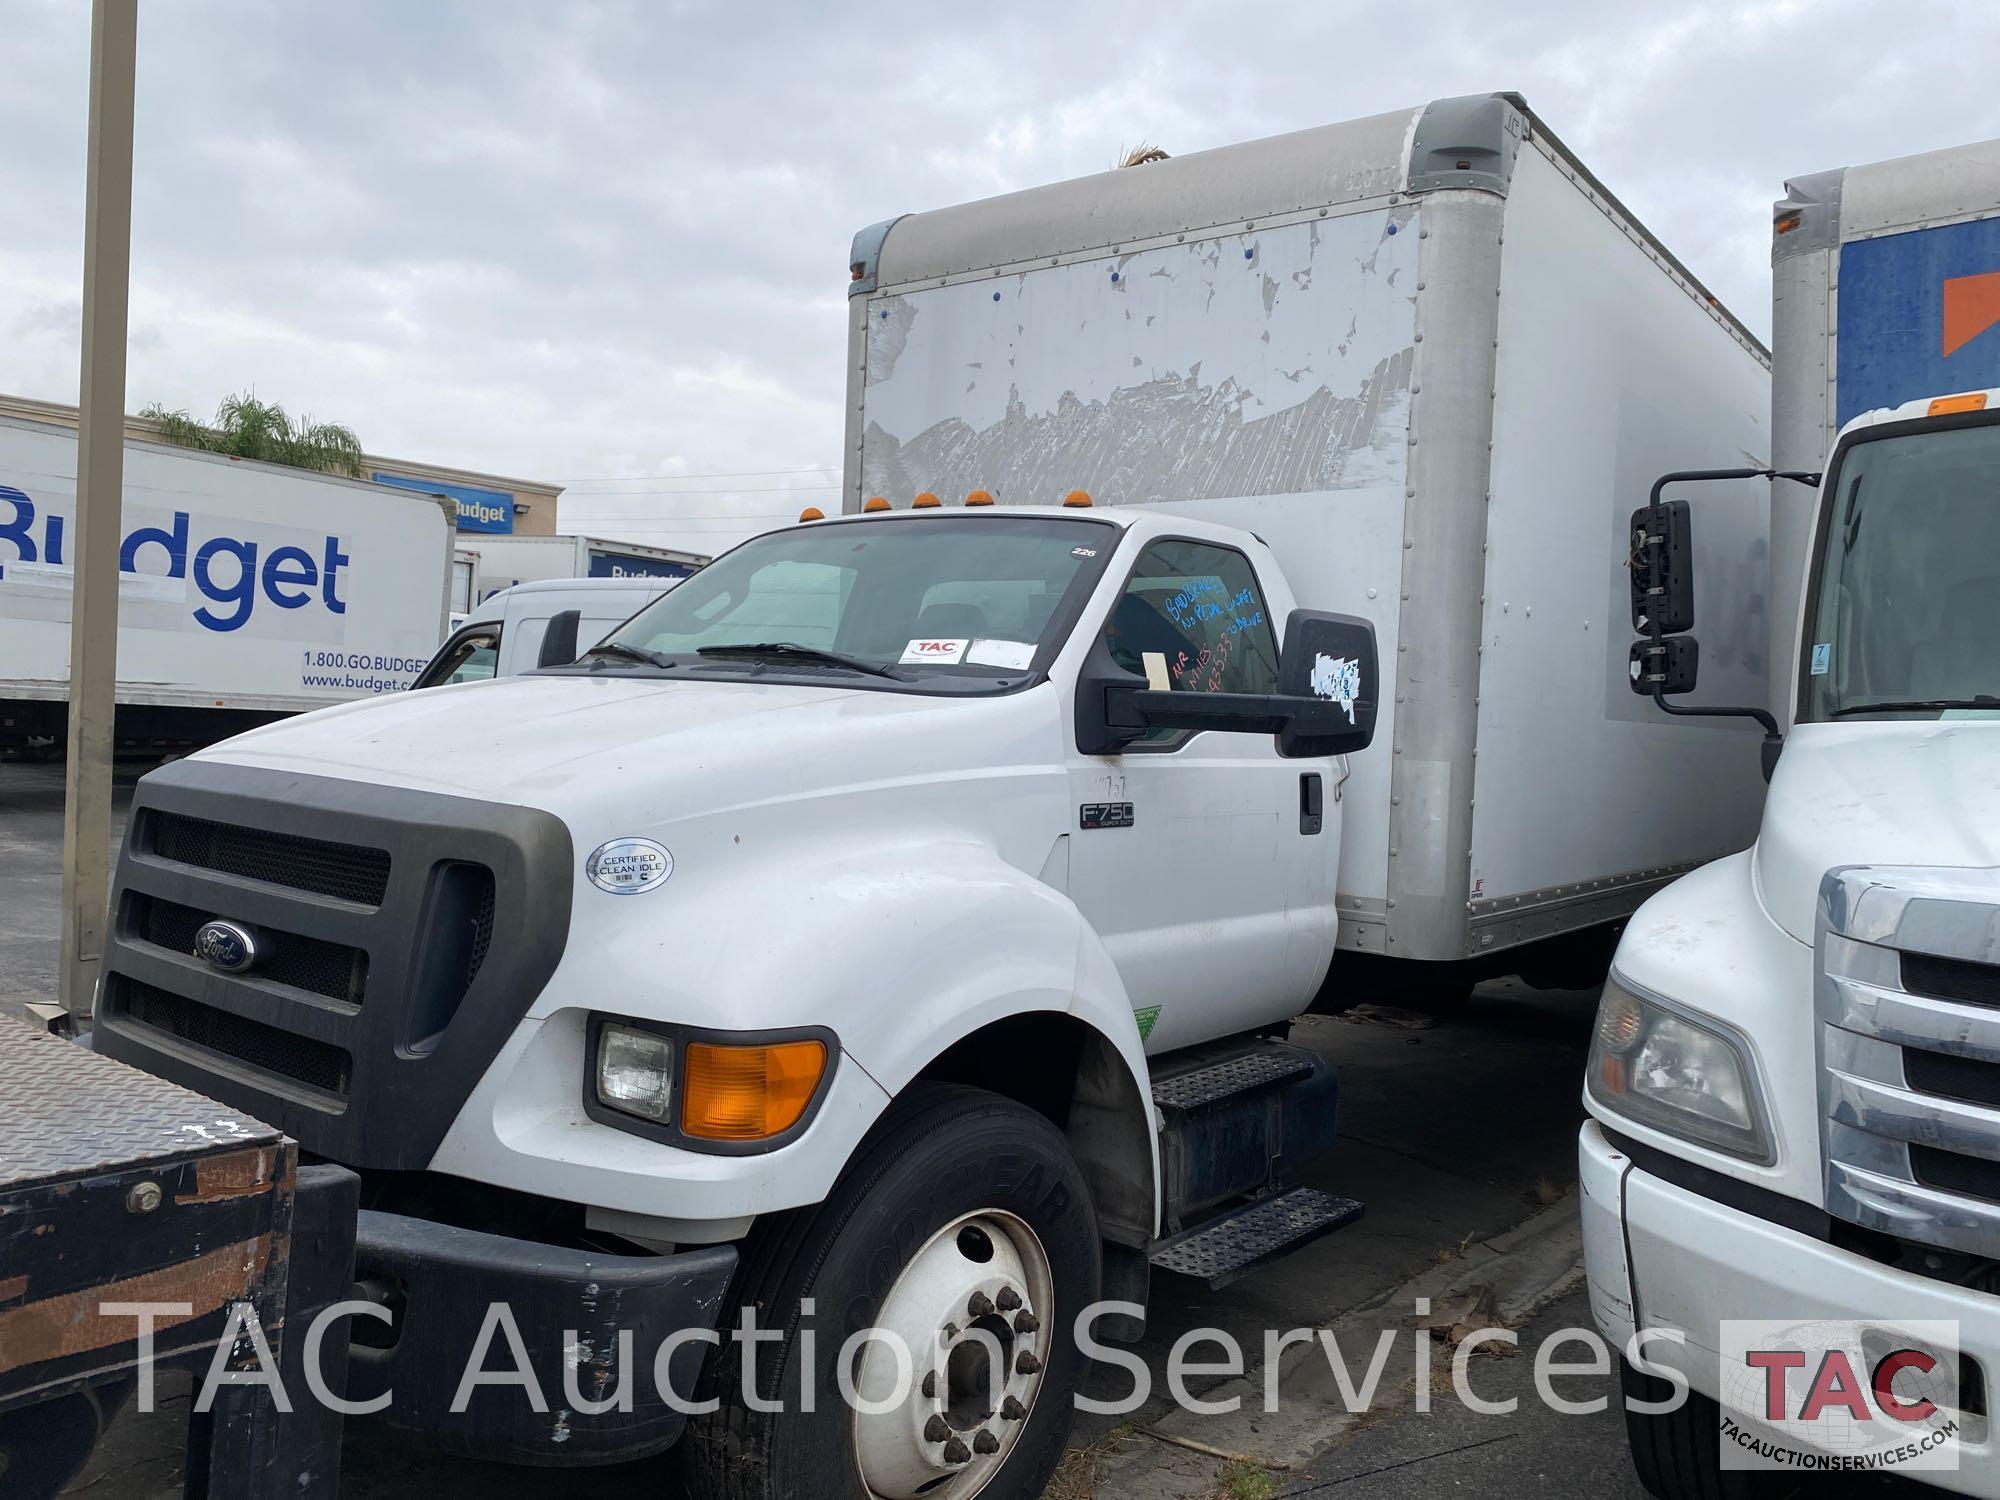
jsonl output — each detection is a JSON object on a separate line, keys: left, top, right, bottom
{"left": 578, "top": 641, "right": 676, "bottom": 669}
{"left": 1830, "top": 696, "right": 2000, "bottom": 717}
{"left": 695, "top": 641, "right": 906, "bottom": 680}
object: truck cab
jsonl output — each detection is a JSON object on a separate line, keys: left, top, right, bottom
{"left": 91, "top": 500, "right": 1377, "bottom": 1495}
{"left": 1582, "top": 390, "right": 2000, "bottom": 1495}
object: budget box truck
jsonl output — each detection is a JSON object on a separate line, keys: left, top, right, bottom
{"left": 1581, "top": 136, "right": 2000, "bottom": 1496}
{"left": 88, "top": 95, "right": 1764, "bottom": 1498}
{"left": 0, "top": 412, "right": 455, "bottom": 756}
{"left": 843, "top": 90, "right": 1774, "bottom": 998}
{"left": 464, "top": 532, "right": 709, "bottom": 602}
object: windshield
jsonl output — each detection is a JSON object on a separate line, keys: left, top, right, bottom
{"left": 594, "top": 515, "right": 1116, "bottom": 689}
{"left": 1802, "top": 416, "right": 2000, "bottom": 721}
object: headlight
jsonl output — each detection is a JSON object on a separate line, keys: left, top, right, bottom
{"left": 1586, "top": 973, "right": 1772, "bottom": 1162}
{"left": 596, "top": 1023, "right": 674, "bottom": 1122}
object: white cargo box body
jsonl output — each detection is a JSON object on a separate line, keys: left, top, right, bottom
{"left": 1769, "top": 136, "right": 2000, "bottom": 722}
{"left": 843, "top": 94, "right": 1773, "bottom": 962}
{"left": 465, "top": 533, "right": 709, "bottom": 600}
{"left": 0, "top": 414, "right": 453, "bottom": 712}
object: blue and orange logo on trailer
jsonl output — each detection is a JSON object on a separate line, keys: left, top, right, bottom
{"left": 1839, "top": 217, "right": 2000, "bottom": 424}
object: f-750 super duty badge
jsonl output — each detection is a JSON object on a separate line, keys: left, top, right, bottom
{"left": 1079, "top": 802, "right": 1134, "bottom": 830}
{"left": 586, "top": 838, "right": 673, "bottom": 894}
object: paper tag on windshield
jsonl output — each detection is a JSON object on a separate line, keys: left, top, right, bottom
{"left": 1142, "top": 651, "right": 1171, "bottom": 690}
{"left": 900, "top": 638, "right": 969, "bottom": 665}
{"left": 966, "top": 638, "right": 1035, "bottom": 670}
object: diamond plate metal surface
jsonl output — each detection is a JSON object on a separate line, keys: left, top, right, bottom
{"left": 0, "top": 1018, "right": 280, "bottom": 1188}
{"left": 1150, "top": 1047, "right": 1313, "bottom": 1111}
{"left": 1150, "top": 1187, "right": 1365, "bottom": 1282}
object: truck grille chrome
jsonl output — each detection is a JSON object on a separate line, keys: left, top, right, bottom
{"left": 1817, "top": 864, "right": 2000, "bottom": 1257}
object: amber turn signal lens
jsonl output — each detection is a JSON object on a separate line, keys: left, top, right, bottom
{"left": 1929, "top": 392, "right": 1989, "bottom": 416}
{"left": 681, "top": 1040, "right": 827, "bottom": 1140}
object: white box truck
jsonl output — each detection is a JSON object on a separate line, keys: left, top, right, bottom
{"left": 463, "top": 532, "right": 709, "bottom": 601}
{"left": 88, "top": 95, "right": 1765, "bottom": 1495}
{"left": 844, "top": 91, "right": 1773, "bottom": 996}
{"left": 0, "top": 412, "right": 454, "bottom": 756}
{"left": 1581, "top": 135, "right": 2000, "bottom": 1495}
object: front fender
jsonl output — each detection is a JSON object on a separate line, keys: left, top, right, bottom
{"left": 434, "top": 832, "right": 1161, "bottom": 1231}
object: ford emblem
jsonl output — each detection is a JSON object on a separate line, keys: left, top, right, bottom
{"left": 194, "top": 920, "right": 259, "bottom": 974}
{"left": 586, "top": 838, "right": 673, "bottom": 895}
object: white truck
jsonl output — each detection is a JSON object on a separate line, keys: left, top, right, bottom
{"left": 843, "top": 91, "right": 1773, "bottom": 999}
{"left": 89, "top": 95, "right": 1764, "bottom": 1495}
{"left": 414, "top": 575, "right": 683, "bottom": 686}
{"left": 462, "top": 532, "right": 709, "bottom": 602}
{"left": 1582, "top": 135, "right": 2000, "bottom": 1495}
{"left": 0, "top": 412, "right": 454, "bottom": 756}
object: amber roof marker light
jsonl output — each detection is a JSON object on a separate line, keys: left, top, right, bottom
{"left": 912, "top": 492, "right": 941, "bottom": 508}
{"left": 797, "top": 506, "right": 825, "bottom": 522}
{"left": 863, "top": 496, "right": 891, "bottom": 512}
{"left": 1929, "top": 392, "right": 1990, "bottom": 416}
{"left": 1062, "top": 489, "right": 1093, "bottom": 508}
{"left": 964, "top": 490, "right": 994, "bottom": 507}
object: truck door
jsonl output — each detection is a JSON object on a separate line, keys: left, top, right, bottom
{"left": 1066, "top": 537, "right": 1339, "bottom": 1053}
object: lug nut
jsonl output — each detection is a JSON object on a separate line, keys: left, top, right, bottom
{"left": 967, "top": 1290, "right": 994, "bottom": 1318}
{"left": 1013, "top": 1311, "right": 1039, "bottom": 1335}
{"left": 1015, "top": 1351, "right": 1042, "bottom": 1375}
{"left": 996, "top": 1286, "right": 1022, "bottom": 1312}
{"left": 924, "top": 1414, "right": 951, "bottom": 1444}
{"left": 973, "top": 1429, "right": 1000, "bottom": 1455}
{"left": 922, "top": 1370, "right": 939, "bottom": 1399}
{"left": 943, "top": 1436, "right": 972, "bottom": 1465}
{"left": 1001, "top": 1395, "right": 1027, "bottom": 1421}
{"left": 941, "top": 1322, "right": 959, "bottom": 1342}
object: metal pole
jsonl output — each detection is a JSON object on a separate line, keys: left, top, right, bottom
{"left": 60, "top": 0, "right": 139, "bottom": 1025}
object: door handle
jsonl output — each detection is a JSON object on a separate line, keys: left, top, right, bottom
{"left": 1299, "top": 773, "right": 1324, "bottom": 835}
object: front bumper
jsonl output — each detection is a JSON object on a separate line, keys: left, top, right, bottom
{"left": 1580, "top": 1120, "right": 2000, "bottom": 1496}
{"left": 347, "top": 1209, "right": 737, "bottom": 1466}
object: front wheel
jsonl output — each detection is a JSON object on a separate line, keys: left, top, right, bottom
{"left": 1622, "top": 1361, "right": 1789, "bottom": 1499}
{"left": 682, "top": 1084, "right": 1101, "bottom": 1500}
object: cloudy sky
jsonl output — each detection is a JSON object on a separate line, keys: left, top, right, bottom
{"left": 3, "top": 0, "right": 1997, "bottom": 557}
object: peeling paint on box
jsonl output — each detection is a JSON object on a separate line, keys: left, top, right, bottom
{"left": 862, "top": 205, "right": 1416, "bottom": 507}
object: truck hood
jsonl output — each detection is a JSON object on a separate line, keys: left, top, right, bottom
{"left": 1754, "top": 719, "right": 2000, "bottom": 943}
{"left": 196, "top": 672, "right": 924, "bottom": 804}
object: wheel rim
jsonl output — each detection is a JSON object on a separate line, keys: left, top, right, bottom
{"left": 849, "top": 1208, "right": 1055, "bottom": 1499}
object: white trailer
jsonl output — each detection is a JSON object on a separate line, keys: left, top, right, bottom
{"left": 842, "top": 92, "right": 1774, "bottom": 983}
{"left": 463, "top": 533, "right": 708, "bottom": 601}
{"left": 0, "top": 412, "right": 453, "bottom": 754}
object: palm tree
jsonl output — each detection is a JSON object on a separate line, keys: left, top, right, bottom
{"left": 139, "top": 392, "right": 366, "bottom": 478}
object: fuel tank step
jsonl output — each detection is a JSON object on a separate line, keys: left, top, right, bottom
{"left": 1149, "top": 1044, "right": 1313, "bottom": 1111}
{"left": 1149, "top": 1186, "right": 1365, "bottom": 1290}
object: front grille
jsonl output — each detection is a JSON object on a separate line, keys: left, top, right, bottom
{"left": 149, "top": 811, "right": 391, "bottom": 905}
{"left": 112, "top": 976, "right": 352, "bottom": 1095}
{"left": 131, "top": 895, "right": 368, "bottom": 1006}
{"left": 1903, "top": 951, "right": 2000, "bottom": 1009}
{"left": 1820, "top": 865, "right": 2000, "bottom": 1260}
{"left": 94, "top": 759, "right": 574, "bottom": 1171}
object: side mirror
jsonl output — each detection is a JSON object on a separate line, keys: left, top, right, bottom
{"left": 1628, "top": 500, "right": 1693, "bottom": 635}
{"left": 1629, "top": 636, "right": 1698, "bottom": 695}
{"left": 1073, "top": 608, "right": 1379, "bottom": 759}
{"left": 1275, "top": 610, "right": 1378, "bottom": 757}
{"left": 1628, "top": 499, "right": 1697, "bottom": 696}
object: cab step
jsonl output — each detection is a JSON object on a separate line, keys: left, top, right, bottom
{"left": 1149, "top": 1045, "right": 1314, "bottom": 1111}
{"left": 1149, "top": 1187, "right": 1365, "bottom": 1290}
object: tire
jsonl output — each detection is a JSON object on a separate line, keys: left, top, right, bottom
{"left": 1622, "top": 1361, "right": 1789, "bottom": 1499}
{"left": 681, "top": 1084, "right": 1101, "bottom": 1500}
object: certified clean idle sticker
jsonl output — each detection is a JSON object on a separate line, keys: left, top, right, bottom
{"left": 586, "top": 838, "right": 673, "bottom": 894}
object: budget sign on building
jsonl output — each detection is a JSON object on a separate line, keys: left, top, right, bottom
{"left": 373, "top": 472, "right": 516, "bottom": 534}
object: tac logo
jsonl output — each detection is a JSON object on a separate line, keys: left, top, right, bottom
{"left": 898, "top": 637, "right": 968, "bottom": 665}
{"left": 1719, "top": 1319, "right": 1960, "bottom": 1474}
